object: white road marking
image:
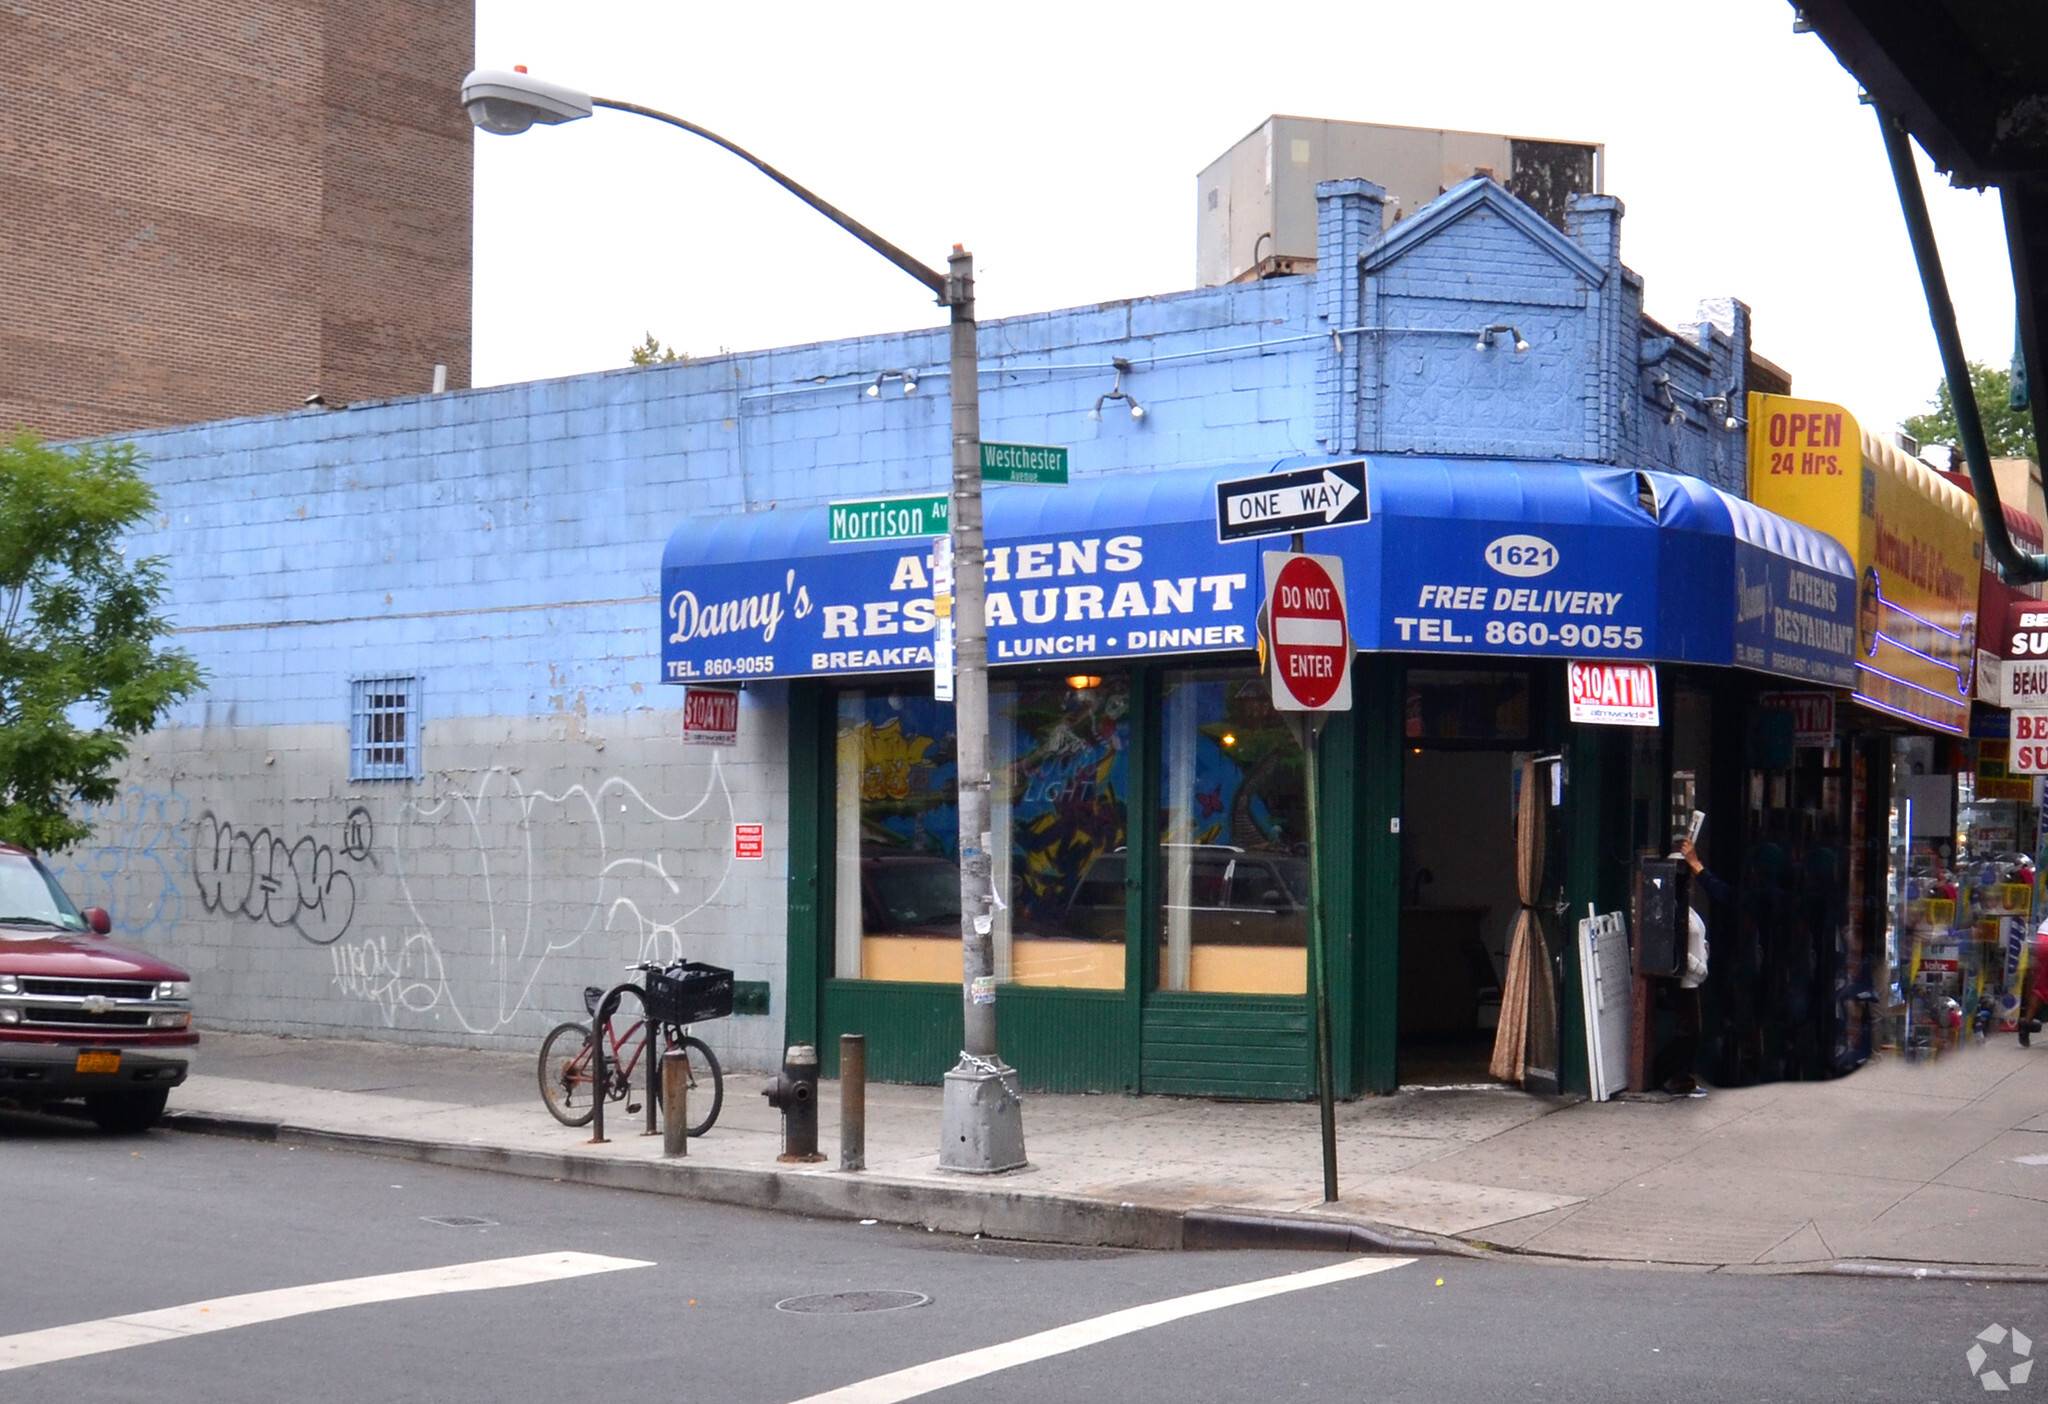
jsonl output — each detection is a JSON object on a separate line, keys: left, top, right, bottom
{"left": 0, "top": 1251, "right": 652, "bottom": 1374}
{"left": 787, "top": 1255, "right": 1414, "bottom": 1404}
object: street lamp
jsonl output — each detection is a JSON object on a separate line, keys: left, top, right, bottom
{"left": 461, "top": 69, "right": 1023, "bottom": 1173}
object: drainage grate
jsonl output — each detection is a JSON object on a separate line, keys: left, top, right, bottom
{"left": 774, "top": 1290, "right": 930, "bottom": 1315}
{"left": 420, "top": 1215, "right": 498, "bottom": 1228}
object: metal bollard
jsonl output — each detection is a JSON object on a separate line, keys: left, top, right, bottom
{"left": 763, "top": 1043, "right": 824, "bottom": 1162}
{"left": 588, "top": 1016, "right": 607, "bottom": 1145}
{"left": 840, "top": 1033, "right": 866, "bottom": 1172}
{"left": 662, "top": 1048, "right": 688, "bottom": 1157}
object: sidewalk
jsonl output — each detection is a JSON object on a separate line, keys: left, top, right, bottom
{"left": 164, "top": 1031, "right": 2048, "bottom": 1272}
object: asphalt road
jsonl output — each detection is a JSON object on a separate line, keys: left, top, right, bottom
{"left": 1, "top": 1110, "right": 2038, "bottom": 1404}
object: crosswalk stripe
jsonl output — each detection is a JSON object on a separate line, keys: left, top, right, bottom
{"left": 0, "top": 1251, "right": 653, "bottom": 1373}
{"left": 787, "top": 1255, "right": 1413, "bottom": 1404}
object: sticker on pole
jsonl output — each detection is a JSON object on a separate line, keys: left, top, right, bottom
{"left": 1567, "top": 660, "right": 1660, "bottom": 725}
{"left": 681, "top": 686, "right": 739, "bottom": 746}
{"left": 1264, "top": 551, "right": 1352, "bottom": 712}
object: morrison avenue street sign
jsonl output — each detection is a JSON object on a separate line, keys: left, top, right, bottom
{"left": 828, "top": 493, "right": 950, "bottom": 544}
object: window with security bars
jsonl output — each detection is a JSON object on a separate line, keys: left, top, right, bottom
{"left": 350, "top": 677, "right": 421, "bottom": 780}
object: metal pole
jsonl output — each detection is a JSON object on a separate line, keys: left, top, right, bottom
{"left": 588, "top": 1003, "right": 607, "bottom": 1145}
{"left": 841, "top": 1032, "right": 866, "bottom": 1172}
{"left": 1304, "top": 718, "right": 1338, "bottom": 1202}
{"left": 662, "top": 1048, "right": 688, "bottom": 1157}
{"left": 644, "top": 1022, "right": 660, "bottom": 1136}
{"left": 1874, "top": 104, "right": 2048, "bottom": 584}
{"left": 507, "top": 97, "right": 1024, "bottom": 1170}
{"left": 938, "top": 247, "right": 1026, "bottom": 1173}
{"left": 952, "top": 248, "right": 993, "bottom": 1062}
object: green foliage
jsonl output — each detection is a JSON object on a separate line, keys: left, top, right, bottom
{"left": 1901, "top": 361, "right": 2038, "bottom": 462}
{"left": 628, "top": 332, "right": 688, "bottom": 367}
{"left": 0, "top": 433, "right": 203, "bottom": 852}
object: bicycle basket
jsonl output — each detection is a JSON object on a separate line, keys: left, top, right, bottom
{"left": 644, "top": 961, "right": 735, "bottom": 1024}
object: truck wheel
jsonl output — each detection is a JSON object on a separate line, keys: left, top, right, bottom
{"left": 87, "top": 1090, "right": 170, "bottom": 1134}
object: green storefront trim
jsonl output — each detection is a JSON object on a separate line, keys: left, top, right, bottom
{"left": 788, "top": 656, "right": 1640, "bottom": 1101}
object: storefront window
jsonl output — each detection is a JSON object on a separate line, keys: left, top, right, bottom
{"left": 1159, "top": 669, "right": 1309, "bottom": 994}
{"left": 834, "top": 676, "right": 1130, "bottom": 988}
{"left": 1405, "top": 670, "right": 1529, "bottom": 743}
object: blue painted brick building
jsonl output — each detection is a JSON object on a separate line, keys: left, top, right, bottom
{"left": 63, "top": 173, "right": 1774, "bottom": 1087}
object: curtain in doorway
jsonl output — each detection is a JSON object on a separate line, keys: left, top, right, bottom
{"left": 1491, "top": 756, "right": 1557, "bottom": 1084}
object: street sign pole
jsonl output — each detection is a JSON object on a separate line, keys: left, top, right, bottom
{"left": 939, "top": 246, "right": 1025, "bottom": 1174}
{"left": 1261, "top": 548, "right": 1353, "bottom": 1204}
{"left": 1299, "top": 713, "right": 1337, "bottom": 1203}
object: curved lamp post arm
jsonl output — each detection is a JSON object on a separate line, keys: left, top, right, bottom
{"left": 592, "top": 96, "right": 949, "bottom": 302}
{"left": 1876, "top": 104, "right": 2048, "bottom": 585}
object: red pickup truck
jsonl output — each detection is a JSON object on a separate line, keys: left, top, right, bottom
{"left": 0, "top": 844, "right": 197, "bottom": 1132}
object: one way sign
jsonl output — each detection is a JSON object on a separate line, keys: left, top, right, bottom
{"left": 1214, "top": 460, "right": 1370, "bottom": 542}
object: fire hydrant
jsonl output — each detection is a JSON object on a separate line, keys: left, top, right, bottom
{"left": 763, "top": 1043, "right": 824, "bottom": 1162}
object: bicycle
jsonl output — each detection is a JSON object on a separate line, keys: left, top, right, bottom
{"left": 537, "top": 960, "right": 730, "bottom": 1135}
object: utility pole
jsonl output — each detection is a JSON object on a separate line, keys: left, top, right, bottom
{"left": 457, "top": 69, "right": 1027, "bottom": 1175}
{"left": 939, "top": 246, "right": 1025, "bottom": 1172}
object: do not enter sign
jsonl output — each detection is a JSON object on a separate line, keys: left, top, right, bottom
{"left": 1265, "top": 551, "right": 1353, "bottom": 711}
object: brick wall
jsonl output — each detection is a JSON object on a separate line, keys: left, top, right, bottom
{"left": 0, "top": 0, "right": 471, "bottom": 441}
{"left": 49, "top": 170, "right": 1769, "bottom": 1059}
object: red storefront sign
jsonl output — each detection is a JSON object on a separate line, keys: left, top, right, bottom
{"left": 682, "top": 686, "right": 740, "bottom": 746}
{"left": 1758, "top": 690, "right": 1836, "bottom": 747}
{"left": 1567, "top": 661, "right": 1661, "bottom": 726}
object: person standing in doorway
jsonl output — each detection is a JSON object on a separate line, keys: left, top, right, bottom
{"left": 1657, "top": 836, "right": 1726, "bottom": 1094}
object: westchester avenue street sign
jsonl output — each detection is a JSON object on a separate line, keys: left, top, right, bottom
{"left": 1216, "top": 460, "right": 1369, "bottom": 542}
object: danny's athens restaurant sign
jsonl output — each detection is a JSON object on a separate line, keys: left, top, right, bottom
{"left": 659, "top": 459, "right": 1858, "bottom": 684}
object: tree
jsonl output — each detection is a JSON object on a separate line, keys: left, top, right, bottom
{"left": 628, "top": 332, "right": 688, "bottom": 367}
{"left": 1901, "top": 361, "right": 2038, "bottom": 462}
{"left": 0, "top": 433, "right": 203, "bottom": 851}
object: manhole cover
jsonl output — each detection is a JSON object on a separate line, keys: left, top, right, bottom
{"left": 775, "top": 1290, "right": 930, "bottom": 1315}
{"left": 421, "top": 1215, "right": 498, "bottom": 1228}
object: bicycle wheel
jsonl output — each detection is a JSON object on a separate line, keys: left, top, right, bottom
{"left": 655, "top": 1030, "right": 724, "bottom": 1137}
{"left": 538, "top": 1021, "right": 597, "bottom": 1127}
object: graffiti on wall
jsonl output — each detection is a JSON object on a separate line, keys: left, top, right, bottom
{"left": 190, "top": 808, "right": 372, "bottom": 945}
{"left": 327, "top": 757, "right": 738, "bottom": 1032}
{"left": 57, "top": 754, "right": 742, "bottom": 1038}
{"left": 48, "top": 785, "right": 192, "bottom": 938}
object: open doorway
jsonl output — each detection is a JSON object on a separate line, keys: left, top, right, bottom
{"left": 1398, "top": 748, "right": 1519, "bottom": 1083}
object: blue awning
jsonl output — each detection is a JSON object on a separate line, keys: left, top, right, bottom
{"left": 659, "top": 456, "right": 1856, "bottom": 686}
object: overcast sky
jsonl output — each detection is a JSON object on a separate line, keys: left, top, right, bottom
{"left": 472, "top": 0, "right": 2017, "bottom": 439}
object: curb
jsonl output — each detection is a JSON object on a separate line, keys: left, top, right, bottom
{"left": 160, "top": 1110, "right": 1455, "bottom": 1257}
{"left": 1180, "top": 1209, "right": 1473, "bottom": 1258}
{"left": 1828, "top": 1261, "right": 2048, "bottom": 1285}
{"left": 164, "top": 1111, "right": 1183, "bottom": 1251}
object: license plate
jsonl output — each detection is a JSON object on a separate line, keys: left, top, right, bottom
{"left": 75, "top": 1051, "right": 121, "bottom": 1074}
